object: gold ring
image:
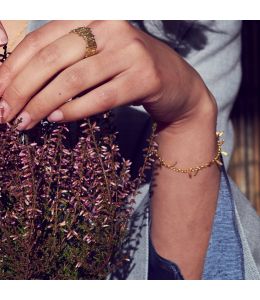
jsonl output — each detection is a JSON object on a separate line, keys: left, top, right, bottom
{"left": 70, "top": 27, "right": 97, "bottom": 57}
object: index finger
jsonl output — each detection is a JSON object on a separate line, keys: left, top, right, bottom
{"left": 0, "top": 20, "right": 91, "bottom": 96}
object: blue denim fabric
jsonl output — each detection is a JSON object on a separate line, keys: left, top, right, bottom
{"left": 202, "top": 169, "right": 244, "bottom": 279}
{"left": 148, "top": 236, "right": 184, "bottom": 280}
{"left": 148, "top": 169, "right": 244, "bottom": 280}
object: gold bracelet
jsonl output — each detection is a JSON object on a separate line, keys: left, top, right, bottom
{"left": 154, "top": 130, "right": 228, "bottom": 178}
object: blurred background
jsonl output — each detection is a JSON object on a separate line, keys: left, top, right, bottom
{"left": 229, "top": 21, "right": 260, "bottom": 214}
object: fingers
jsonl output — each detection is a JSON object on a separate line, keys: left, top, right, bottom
{"left": 46, "top": 72, "right": 145, "bottom": 124}
{"left": 15, "top": 49, "right": 129, "bottom": 130}
{"left": 0, "top": 20, "right": 154, "bottom": 129}
{"left": 0, "top": 21, "right": 8, "bottom": 45}
{"left": 1, "top": 31, "right": 92, "bottom": 122}
{"left": 0, "top": 20, "right": 94, "bottom": 95}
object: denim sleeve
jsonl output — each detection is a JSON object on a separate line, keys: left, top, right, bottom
{"left": 202, "top": 168, "right": 244, "bottom": 279}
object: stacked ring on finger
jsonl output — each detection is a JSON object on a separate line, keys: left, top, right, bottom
{"left": 69, "top": 27, "right": 97, "bottom": 57}
{"left": 0, "top": 21, "right": 141, "bottom": 131}
{"left": 0, "top": 24, "right": 102, "bottom": 130}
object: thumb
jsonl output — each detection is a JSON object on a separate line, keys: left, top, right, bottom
{"left": 0, "top": 21, "right": 8, "bottom": 46}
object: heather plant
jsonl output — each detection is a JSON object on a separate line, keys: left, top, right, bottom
{"left": 0, "top": 113, "right": 157, "bottom": 279}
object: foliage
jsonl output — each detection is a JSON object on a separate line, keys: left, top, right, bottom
{"left": 0, "top": 115, "right": 157, "bottom": 279}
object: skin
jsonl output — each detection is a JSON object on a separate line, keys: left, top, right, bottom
{"left": 1, "top": 21, "right": 28, "bottom": 51}
{"left": 0, "top": 21, "right": 8, "bottom": 45}
{"left": 0, "top": 20, "right": 220, "bottom": 279}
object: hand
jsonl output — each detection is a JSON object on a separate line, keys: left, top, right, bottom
{"left": 0, "top": 20, "right": 216, "bottom": 131}
{"left": 0, "top": 20, "right": 219, "bottom": 279}
{"left": 0, "top": 21, "right": 8, "bottom": 47}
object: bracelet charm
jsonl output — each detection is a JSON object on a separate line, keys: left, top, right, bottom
{"left": 155, "top": 130, "right": 227, "bottom": 178}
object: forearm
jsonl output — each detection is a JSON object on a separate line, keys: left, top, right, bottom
{"left": 150, "top": 90, "right": 220, "bottom": 280}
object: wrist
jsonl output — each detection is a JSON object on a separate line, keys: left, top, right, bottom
{"left": 153, "top": 84, "right": 219, "bottom": 176}
{"left": 157, "top": 85, "right": 218, "bottom": 137}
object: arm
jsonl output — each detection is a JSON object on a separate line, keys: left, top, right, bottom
{"left": 0, "top": 20, "right": 220, "bottom": 279}
{"left": 151, "top": 89, "right": 219, "bottom": 279}
{"left": 149, "top": 21, "right": 242, "bottom": 279}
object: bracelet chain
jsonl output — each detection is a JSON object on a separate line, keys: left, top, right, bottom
{"left": 154, "top": 127, "right": 227, "bottom": 178}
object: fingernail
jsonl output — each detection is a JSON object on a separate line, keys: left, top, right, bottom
{"left": 0, "top": 99, "right": 11, "bottom": 121}
{"left": 0, "top": 29, "right": 8, "bottom": 45}
{"left": 0, "top": 106, "right": 3, "bottom": 123}
{"left": 16, "top": 111, "right": 31, "bottom": 131}
{"left": 47, "top": 110, "right": 64, "bottom": 122}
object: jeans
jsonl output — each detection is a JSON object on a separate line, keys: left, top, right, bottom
{"left": 148, "top": 236, "right": 184, "bottom": 280}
